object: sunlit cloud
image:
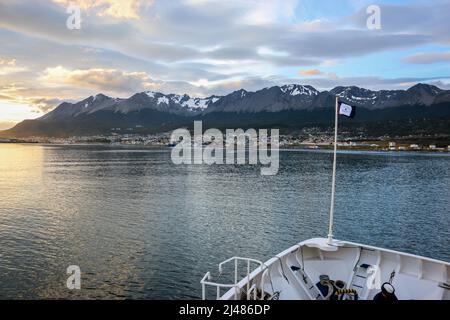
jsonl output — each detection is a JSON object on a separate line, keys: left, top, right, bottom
{"left": 0, "top": 58, "right": 16, "bottom": 66}
{"left": 0, "top": 58, "right": 28, "bottom": 75}
{"left": 298, "top": 69, "right": 323, "bottom": 76}
{"left": 38, "top": 66, "right": 154, "bottom": 94}
{"left": 0, "top": 100, "right": 41, "bottom": 125}
{"left": 0, "top": 83, "right": 65, "bottom": 114}
{"left": 298, "top": 68, "right": 338, "bottom": 80}
{"left": 0, "top": 0, "right": 449, "bottom": 124}
{"left": 52, "top": 0, "right": 153, "bottom": 20}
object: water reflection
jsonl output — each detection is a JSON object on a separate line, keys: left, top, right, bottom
{"left": 0, "top": 144, "right": 448, "bottom": 299}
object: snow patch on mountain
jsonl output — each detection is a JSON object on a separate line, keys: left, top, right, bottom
{"left": 145, "top": 91, "right": 156, "bottom": 98}
{"left": 157, "top": 96, "right": 170, "bottom": 105}
{"left": 181, "top": 96, "right": 219, "bottom": 110}
{"left": 280, "top": 84, "right": 318, "bottom": 96}
{"left": 142, "top": 92, "right": 223, "bottom": 111}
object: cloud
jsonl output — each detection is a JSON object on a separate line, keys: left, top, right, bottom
{"left": 404, "top": 51, "right": 450, "bottom": 64}
{"left": 298, "top": 68, "right": 338, "bottom": 80}
{"left": 241, "top": 0, "right": 298, "bottom": 26}
{"left": 0, "top": 58, "right": 27, "bottom": 75}
{"left": 183, "top": 0, "right": 299, "bottom": 26}
{"left": 298, "top": 69, "right": 323, "bottom": 76}
{"left": 424, "top": 80, "right": 450, "bottom": 90}
{"left": 0, "top": 0, "right": 442, "bottom": 67}
{"left": 288, "top": 75, "right": 450, "bottom": 91}
{"left": 0, "top": 83, "right": 67, "bottom": 114}
{"left": 0, "top": 58, "right": 16, "bottom": 66}
{"left": 1, "top": 0, "right": 450, "bottom": 121}
{"left": 39, "top": 66, "right": 154, "bottom": 93}
{"left": 52, "top": 0, "right": 153, "bottom": 20}
{"left": 277, "top": 31, "right": 431, "bottom": 59}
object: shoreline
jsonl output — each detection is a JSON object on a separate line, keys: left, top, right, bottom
{"left": 1, "top": 141, "right": 449, "bottom": 154}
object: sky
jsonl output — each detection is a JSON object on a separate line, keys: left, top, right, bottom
{"left": 1, "top": 0, "right": 450, "bottom": 129}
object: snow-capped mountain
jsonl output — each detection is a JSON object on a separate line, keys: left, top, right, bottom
{"left": 39, "top": 83, "right": 450, "bottom": 122}
{"left": 204, "top": 85, "right": 322, "bottom": 113}
{"left": 39, "top": 91, "right": 222, "bottom": 122}
{"left": 3, "top": 83, "right": 450, "bottom": 137}
{"left": 39, "top": 84, "right": 328, "bottom": 122}
{"left": 329, "top": 84, "right": 445, "bottom": 109}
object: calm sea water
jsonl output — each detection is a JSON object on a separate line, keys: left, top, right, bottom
{"left": 0, "top": 144, "right": 448, "bottom": 299}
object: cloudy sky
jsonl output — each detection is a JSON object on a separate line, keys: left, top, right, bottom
{"left": 0, "top": 0, "right": 450, "bottom": 129}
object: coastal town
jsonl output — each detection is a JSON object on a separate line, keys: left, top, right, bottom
{"left": 1, "top": 129, "right": 449, "bottom": 152}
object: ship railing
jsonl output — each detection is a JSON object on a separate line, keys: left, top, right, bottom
{"left": 201, "top": 257, "right": 265, "bottom": 300}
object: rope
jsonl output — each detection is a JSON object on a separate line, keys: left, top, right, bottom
{"left": 277, "top": 257, "right": 289, "bottom": 284}
{"left": 335, "top": 288, "right": 357, "bottom": 295}
{"left": 334, "top": 288, "right": 358, "bottom": 300}
{"left": 389, "top": 270, "right": 395, "bottom": 283}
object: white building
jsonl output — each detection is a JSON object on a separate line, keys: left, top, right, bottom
{"left": 388, "top": 142, "right": 396, "bottom": 151}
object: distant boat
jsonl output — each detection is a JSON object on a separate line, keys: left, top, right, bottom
{"left": 167, "top": 142, "right": 177, "bottom": 147}
{"left": 201, "top": 97, "right": 450, "bottom": 300}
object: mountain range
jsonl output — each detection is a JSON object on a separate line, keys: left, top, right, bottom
{"left": 2, "top": 83, "right": 450, "bottom": 138}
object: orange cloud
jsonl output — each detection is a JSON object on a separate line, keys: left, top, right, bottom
{"left": 298, "top": 69, "right": 323, "bottom": 76}
{"left": 298, "top": 68, "right": 339, "bottom": 80}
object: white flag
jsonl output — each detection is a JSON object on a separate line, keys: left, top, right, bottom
{"left": 338, "top": 102, "right": 356, "bottom": 118}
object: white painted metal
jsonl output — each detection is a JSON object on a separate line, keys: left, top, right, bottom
{"left": 201, "top": 238, "right": 450, "bottom": 300}
{"left": 201, "top": 257, "right": 265, "bottom": 300}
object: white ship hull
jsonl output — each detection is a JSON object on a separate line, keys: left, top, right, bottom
{"left": 201, "top": 238, "right": 450, "bottom": 300}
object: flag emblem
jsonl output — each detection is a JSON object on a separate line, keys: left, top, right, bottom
{"left": 338, "top": 102, "right": 356, "bottom": 118}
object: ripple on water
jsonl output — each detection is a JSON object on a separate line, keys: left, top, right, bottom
{"left": 0, "top": 144, "right": 448, "bottom": 299}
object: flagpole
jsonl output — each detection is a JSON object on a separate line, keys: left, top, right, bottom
{"left": 327, "top": 96, "right": 339, "bottom": 244}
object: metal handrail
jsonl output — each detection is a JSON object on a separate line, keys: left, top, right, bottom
{"left": 201, "top": 257, "right": 265, "bottom": 300}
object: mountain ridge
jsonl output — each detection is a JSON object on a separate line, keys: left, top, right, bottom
{"left": 2, "top": 83, "right": 450, "bottom": 138}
